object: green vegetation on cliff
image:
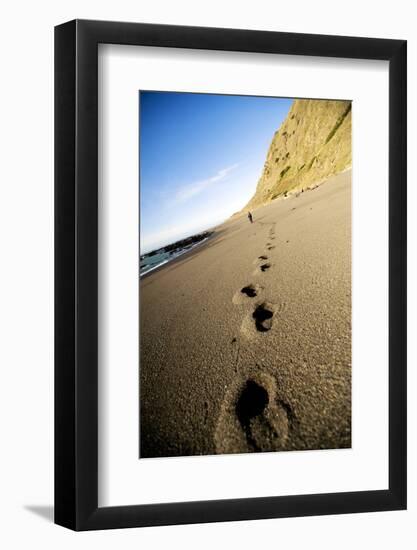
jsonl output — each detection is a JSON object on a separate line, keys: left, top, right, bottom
{"left": 244, "top": 99, "right": 352, "bottom": 210}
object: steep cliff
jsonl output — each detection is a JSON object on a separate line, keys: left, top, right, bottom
{"left": 244, "top": 99, "right": 352, "bottom": 210}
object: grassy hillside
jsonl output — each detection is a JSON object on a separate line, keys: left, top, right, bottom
{"left": 244, "top": 99, "right": 352, "bottom": 210}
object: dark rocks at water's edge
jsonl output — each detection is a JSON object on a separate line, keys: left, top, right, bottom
{"left": 164, "top": 231, "right": 213, "bottom": 254}
{"left": 141, "top": 231, "right": 213, "bottom": 259}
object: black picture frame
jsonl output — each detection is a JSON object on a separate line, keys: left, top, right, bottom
{"left": 55, "top": 19, "right": 407, "bottom": 531}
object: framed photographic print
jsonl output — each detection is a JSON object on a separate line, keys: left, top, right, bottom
{"left": 55, "top": 20, "right": 406, "bottom": 530}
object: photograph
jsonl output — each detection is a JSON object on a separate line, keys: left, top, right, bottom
{"left": 0, "top": 0, "right": 410, "bottom": 542}
{"left": 139, "top": 91, "right": 352, "bottom": 458}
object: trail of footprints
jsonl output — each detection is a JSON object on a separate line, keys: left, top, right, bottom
{"left": 215, "top": 222, "right": 294, "bottom": 454}
{"left": 242, "top": 223, "right": 278, "bottom": 335}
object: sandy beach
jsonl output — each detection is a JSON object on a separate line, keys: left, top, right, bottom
{"left": 140, "top": 170, "right": 351, "bottom": 458}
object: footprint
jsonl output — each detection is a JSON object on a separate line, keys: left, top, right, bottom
{"left": 214, "top": 372, "right": 292, "bottom": 454}
{"left": 267, "top": 245, "right": 275, "bottom": 251}
{"left": 253, "top": 256, "right": 268, "bottom": 265}
{"left": 243, "top": 286, "right": 257, "bottom": 297}
{"left": 240, "top": 301, "right": 275, "bottom": 337}
{"left": 232, "top": 283, "right": 262, "bottom": 304}
{"left": 236, "top": 380, "right": 268, "bottom": 424}
{"left": 252, "top": 262, "right": 272, "bottom": 276}
{"left": 252, "top": 302, "right": 274, "bottom": 332}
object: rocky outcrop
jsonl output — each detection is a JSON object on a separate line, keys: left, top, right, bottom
{"left": 244, "top": 99, "right": 352, "bottom": 210}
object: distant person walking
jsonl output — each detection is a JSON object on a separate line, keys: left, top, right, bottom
{"left": 248, "top": 211, "right": 253, "bottom": 224}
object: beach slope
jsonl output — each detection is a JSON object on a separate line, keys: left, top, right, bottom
{"left": 140, "top": 170, "right": 351, "bottom": 457}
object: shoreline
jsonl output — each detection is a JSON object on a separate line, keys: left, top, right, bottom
{"left": 140, "top": 231, "right": 218, "bottom": 280}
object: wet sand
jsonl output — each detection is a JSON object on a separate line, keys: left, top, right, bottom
{"left": 140, "top": 170, "right": 351, "bottom": 457}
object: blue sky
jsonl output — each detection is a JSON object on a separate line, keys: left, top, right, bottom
{"left": 140, "top": 91, "right": 292, "bottom": 253}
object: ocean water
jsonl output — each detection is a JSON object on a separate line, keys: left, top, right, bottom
{"left": 140, "top": 237, "right": 210, "bottom": 277}
{"left": 139, "top": 250, "right": 171, "bottom": 277}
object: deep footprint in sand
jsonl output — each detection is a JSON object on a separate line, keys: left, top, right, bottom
{"left": 232, "top": 283, "right": 262, "bottom": 304}
{"left": 240, "top": 301, "right": 275, "bottom": 338}
{"left": 252, "top": 262, "right": 272, "bottom": 276}
{"left": 236, "top": 380, "right": 289, "bottom": 451}
{"left": 214, "top": 373, "right": 292, "bottom": 453}
{"left": 253, "top": 255, "right": 268, "bottom": 265}
{"left": 241, "top": 285, "right": 257, "bottom": 297}
{"left": 252, "top": 302, "right": 274, "bottom": 332}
